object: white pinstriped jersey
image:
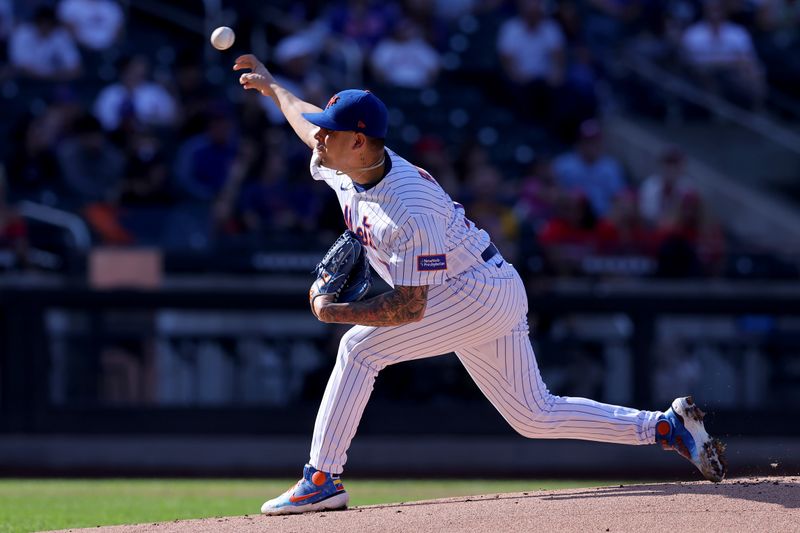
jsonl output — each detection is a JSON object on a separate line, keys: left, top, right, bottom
{"left": 310, "top": 148, "right": 491, "bottom": 288}
{"left": 307, "top": 148, "right": 663, "bottom": 479}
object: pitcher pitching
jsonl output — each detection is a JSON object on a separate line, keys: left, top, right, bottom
{"left": 232, "top": 53, "right": 727, "bottom": 516}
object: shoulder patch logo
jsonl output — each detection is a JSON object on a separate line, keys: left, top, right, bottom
{"left": 417, "top": 254, "right": 447, "bottom": 271}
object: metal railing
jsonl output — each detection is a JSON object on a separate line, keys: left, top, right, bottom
{"left": 18, "top": 201, "right": 91, "bottom": 250}
{"left": 622, "top": 54, "right": 800, "bottom": 157}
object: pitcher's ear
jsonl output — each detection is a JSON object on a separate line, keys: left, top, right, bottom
{"left": 352, "top": 132, "right": 367, "bottom": 150}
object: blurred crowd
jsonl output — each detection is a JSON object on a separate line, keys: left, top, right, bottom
{"left": 0, "top": 0, "right": 797, "bottom": 278}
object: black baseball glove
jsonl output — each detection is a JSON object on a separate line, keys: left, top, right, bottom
{"left": 309, "top": 230, "right": 372, "bottom": 316}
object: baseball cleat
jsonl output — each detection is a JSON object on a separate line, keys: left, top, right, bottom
{"left": 260, "top": 464, "right": 349, "bottom": 515}
{"left": 655, "top": 396, "right": 727, "bottom": 482}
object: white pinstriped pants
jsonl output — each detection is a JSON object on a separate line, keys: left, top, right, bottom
{"left": 309, "top": 259, "right": 662, "bottom": 474}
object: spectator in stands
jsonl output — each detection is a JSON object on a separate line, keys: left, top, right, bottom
{"left": 655, "top": 190, "right": 726, "bottom": 277}
{"left": 0, "top": 172, "right": 29, "bottom": 269}
{"left": 404, "top": 0, "right": 449, "bottom": 51}
{"left": 326, "top": 0, "right": 401, "bottom": 52}
{"left": 370, "top": 18, "right": 440, "bottom": 88}
{"left": 5, "top": 111, "right": 64, "bottom": 201}
{"left": 515, "top": 156, "right": 560, "bottom": 230}
{"left": 94, "top": 55, "right": 178, "bottom": 131}
{"left": 606, "top": 189, "right": 656, "bottom": 255}
{"left": 211, "top": 138, "right": 260, "bottom": 236}
{"left": 237, "top": 90, "right": 275, "bottom": 150}
{"left": 9, "top": 6, "right": 81, "bottom": 81}
{"left": 552, "top": 119, "right": 626, "bottom": 217}
{"left": 681, "top": 0, "right": 765, "bottom": 108}
{"left": 538, "top": 191, "right": 617, "bottom": 275}
{"left": 49, "top": 85, "right": 86, "bottom": 133}
{"left": 261, "top": 33, "right": 327, "bottom": 125}
{"left": 462, "top": 163, "right": 519, "bottom": 262}
{"left": 52, "top": 99, "right": 133, "bottom": 245}
{"left": 756, "top": 0, "right": 800, "bottom": 30}
{"left": 455, "top": 138, "right": 491, "bottom": 181}
{"left": 497, "top": 0, "right": 565, "bottom": 121}
{"left": 553, "top": 0, "right": 583, "bottom": 45}
{"left": 639, "top": 146, "right": 694, "bottom": 226}
{"left": 546, "top": 2, "right": 601, "bottom": 140}
{"left": 515, "top": 157, "right": 559, "bottom": 277}
{"left": 754, "top": 0, "right": 800, "bottom": 98}
{"left": 57, "top": 0, "right": 124, "bottom": 51}
{"left": 173, "top": 108, "right": 238, "bottom": 202}
{"left": 412, "top": 135, "right": 459, "bottom": 196}
{"left": 56, "top": 114, "right": 125, "bottom": 204}
{"left": 119, "top": 129, "right": 172, "bottom": 206}
{"left": 582, "top": 0, "right": 643, "bottom": 60}
{"left": 756, "top": 0, "right": 800, "bottom": 42}
{"left": 236, "top": 145, "right": 315, "bottom": 236}
{"left": 174, "top": 49, "right": 214, "bottom": 138}
{"left": 212, "top": 130, "right": 323, "bottom": 239}
{"left": 275, "top": 32, "right": 325, "bottom": 93}
{"left": 556, "top": 43, "right": 600, "bottom": 142}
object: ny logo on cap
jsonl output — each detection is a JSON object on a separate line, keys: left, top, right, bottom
{"left": 326, "top": 95, "right": 340, "bottom": 109}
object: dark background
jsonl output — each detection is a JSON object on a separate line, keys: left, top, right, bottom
{"left": 0, "top": 0, "right": 799, "bottom": 478}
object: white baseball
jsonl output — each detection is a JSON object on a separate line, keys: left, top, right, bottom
{"left": 210, "top": 26, "right": 235, "bottom": 51}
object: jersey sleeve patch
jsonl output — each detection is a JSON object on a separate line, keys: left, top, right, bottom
{"left": 417, "top": 254, "right": 447, "bottom": 271}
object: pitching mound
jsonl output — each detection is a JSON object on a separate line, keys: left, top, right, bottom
{"left": 51, "top": 477, "right": 799, "bottom": 533}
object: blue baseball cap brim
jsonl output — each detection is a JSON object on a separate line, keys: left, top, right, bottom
{"left": 302, "top": 112, "right": 351, "bottom": 132}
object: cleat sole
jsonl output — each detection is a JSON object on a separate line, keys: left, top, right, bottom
{"left": 671, "top": 397, "right": 727, "bottom": 483}
{"left": 261, "top": 491, "right": 349, "bottom": 516}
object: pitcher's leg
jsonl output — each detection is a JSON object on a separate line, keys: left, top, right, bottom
{"left": 309, "top": 276, "right": 523, "bottom": 474}
{"left": 456, "top": 319, "right": 661, "bottom": 445}
{"left": 309, "top": 325, "right": 380, "bottom": 474}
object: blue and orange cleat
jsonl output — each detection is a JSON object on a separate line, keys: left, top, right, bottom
{"left": 656, "top": 396, "right": 727, "bottom": 482}
{"left": 260, "top": 464, "right": 349, "bottom": 515}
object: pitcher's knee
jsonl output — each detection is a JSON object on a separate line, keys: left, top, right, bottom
{"left": 530, "top": 393, "right": 559, "bottom": 421}
{"left": 507, "top": 394, "right": 559, "bottom": 438}
{"left": 337, "top": 336, "right": 385, "bottom": 372}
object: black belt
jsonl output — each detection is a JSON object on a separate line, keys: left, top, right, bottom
{"left": 481, "top": 243, "right": 499, "bottom": 262}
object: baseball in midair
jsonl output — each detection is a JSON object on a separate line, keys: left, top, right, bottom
{"left": 210, "top": 26, "right": 235, "bottom": 51}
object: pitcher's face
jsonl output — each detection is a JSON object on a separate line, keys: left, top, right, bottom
{"left": 313, "top": 127, "right": 360, "bottom": 171}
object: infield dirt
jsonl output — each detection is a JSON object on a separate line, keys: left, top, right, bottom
{"left": 48, "top": 476, "right": 799, "bottom": 533}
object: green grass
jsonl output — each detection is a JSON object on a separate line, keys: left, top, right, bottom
{"left": 0, "top": 478, "right": 621, "bottom": 533}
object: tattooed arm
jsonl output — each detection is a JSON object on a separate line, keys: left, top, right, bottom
{"left": 313, "top": 285, "right": 428, "bottom": 326}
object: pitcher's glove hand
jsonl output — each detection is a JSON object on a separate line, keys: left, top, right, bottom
{"left": 309, "top": 230, "right": 372, "bottom": 318}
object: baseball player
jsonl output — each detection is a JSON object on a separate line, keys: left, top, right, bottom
{"left": 233, "top": 54, "right": 727, "bottom": 516}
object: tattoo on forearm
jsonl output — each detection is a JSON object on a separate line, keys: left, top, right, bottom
{"left": 321, "top": 285, "right": 428, "bottom": 326}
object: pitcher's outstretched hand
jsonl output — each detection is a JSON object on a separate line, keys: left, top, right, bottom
{"left": 233, "top": 54, "right": 275, "bottom": 97}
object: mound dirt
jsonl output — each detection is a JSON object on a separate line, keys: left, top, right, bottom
{"left": 49, "top": 477, "right": 799, "bottom": 533}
